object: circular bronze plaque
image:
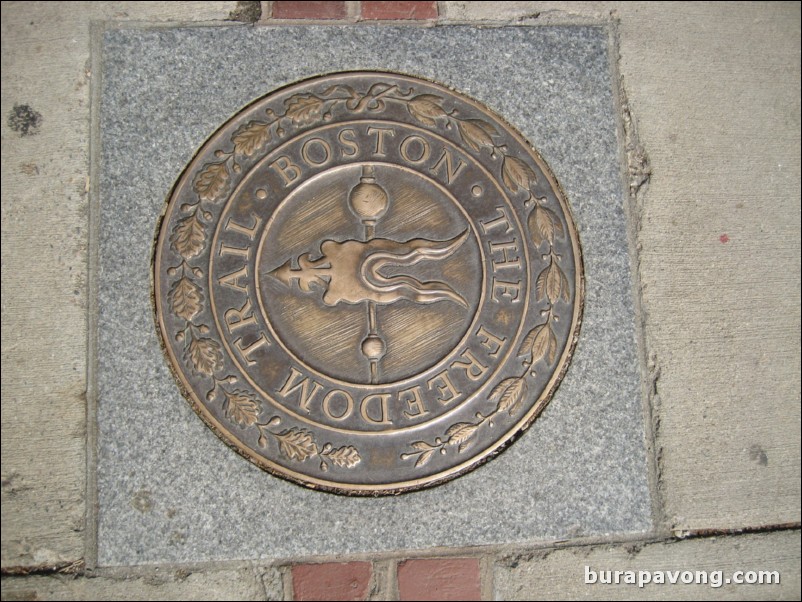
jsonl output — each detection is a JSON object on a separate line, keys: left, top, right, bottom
{"left": 153, "top": 72, "right": 583, "bottom": 494}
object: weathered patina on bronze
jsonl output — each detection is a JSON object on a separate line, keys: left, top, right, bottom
{"left": 153, "top": 72, "right": 583, "bottom": 494}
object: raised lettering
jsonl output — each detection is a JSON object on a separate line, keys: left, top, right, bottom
{"left": 476, "top": 325, "right": 506, "bottom": 357}
{"left": 218, "top": 244, "right": 249, "bottom": 258}
{"left": 224, "top": 299, "right": 257, "bottom": 333}
{"left": 269, "top": 156, "right": 301, "bottom": 187}
{"left": 399, "top": 385, "right": 428, "bottom": 419}
{"left": 301, "top": 137, "right": 332, "bottom": 166}
{"left": 480, "top": 207, "right": 513, "bottom": 235}
{"left": 399, "top": 135, "right": 431, "bottom": 164}
{"left": 491, "top": 277, "right": 521, "bottom": 303}
{"left": 224, "top": 214, "right": 263, "bottom": 240}
{"left": 366, "top": 126, "right": 395, "bottom": 157}
{"left": 322, "top": 389, "right": 354, "bottom": 420}
{"left": 427, "top": 370, "right": 461, "bottom": 406}
{"left": 489, "top": 240, "right": 521, "bottom": 271}
{"left": 218, "top": 266, "right": 249, "bottom": 293}
{"left": 450, "top": 350, "right": 488, "bottom": 382}
{"left": 429, "top": 149, "right": 466, "bottom": 184}
{"left": 234, "top": 333, "right": 268, "bottom": 365}
{"left": 277, "top": 367, "right": 322, "bottom": 413}
{"left": 360, "top": 393, "right": 392, "bottom": 425}
{"left": 338, "top": 127, "right": 359, "bottom": 157}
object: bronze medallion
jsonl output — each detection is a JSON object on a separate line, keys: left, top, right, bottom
{"left": 153, "top": 72, "right": 583, "bottom": 494}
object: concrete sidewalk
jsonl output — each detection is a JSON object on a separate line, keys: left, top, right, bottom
{"left": 2, "top": 2, "right": 799, "bottom": 600}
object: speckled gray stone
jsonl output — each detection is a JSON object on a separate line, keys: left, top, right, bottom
{"left": 96, "top": 25, "right": 650, "bottom": 566}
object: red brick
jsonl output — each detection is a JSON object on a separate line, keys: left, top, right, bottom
{"left": 397, "top": 558, "right": 482, "bottom": 601}
{"left": 272, "top": 1, "right": 347, "bottom": 20}
{"left": 292, "top": 562, "right": 372, "bottom": 601}
{"left": 361, "top": 1, "right": 438, "bottom": 20}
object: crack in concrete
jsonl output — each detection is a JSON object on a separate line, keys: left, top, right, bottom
{"left": 608, "top": 15, "right": 665, "bottom": 538}
{"left": 0, "top": 559, "right": 85, "bottom": 578}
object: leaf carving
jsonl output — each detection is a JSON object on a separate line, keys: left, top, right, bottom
{"left": 170, "top": 213, "right": 206, "bottom": 260}
{"left": 530, "top": 211, "right": 544, "bottom": 247}
{"left": 193, "top": 161, "right": 229, "bottom": 203}
{"left": 232, "top": 121, "right": 271, "bottom": 156}
{"left": 401, "top": 441, "right": 439, "bottom": 467}
{"left": 536, "top": 262, "right": 568, "bottom": 304}
{"left": 407, "top": 94, "right": 446, "bottom": 126}
{"left": 322, "top": 445, "right": 361, "bottom": 468}
{"left": 185, "top": 336, "right": 222, "bottom": 377}
{"left": 518, "top": 324, "right": 547, "bottom": 362}
{"left": 537, "top": 325, "right": 555, "bottom": 366}
{"left": 490, "top": 377, "right": 527, "bottom": 416}
{"left": 284, "top": 94, "right": 325, "bottom": 124}
{"left": 446, "top": 422, "right": 480, "bottom": 452}
{"left": 502, "top": 155, "right": 538, "bottom": 193}
{"left": 168, "top": 277, "right": 203, "bottom": 322}
{"left": 518, "top": 324, "right": 558, "bottom": 366}
{"left": 560, "top": 267, "right": 571, "bottom": 302}
{"left": 546, "top": 262, "right": 563, "bottom": 303}
{"left": 528, "top": 205, "right": 564, "bottom": 246}
{"left": 547, "top": 207, "right": 565, "bottom": 238}
{"left": 535, "top": 266, "right": 549, "bottom": 301}
{"left": 535, "top": 207, "right": 554, "bottom": 243}
{"left": 222, "top": 389, "right": 261, "bottom": 427}
{"left": 457, "top": 119, "right": 498, "bottom": 152}
{"left": 548, "top": 326, "right": 559, "bottom": 364}
{"left": 415, "top": 449, "right": 435, "bottom": 467}
{"left": 274, "top": 428, "right": 317, "bottom": 461}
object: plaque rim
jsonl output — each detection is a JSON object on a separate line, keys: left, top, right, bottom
{"left": 151, "top": 70, "right": 585, "bottom": 495}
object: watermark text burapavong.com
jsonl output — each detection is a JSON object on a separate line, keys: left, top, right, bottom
{"left": 585, "top": 566, "right": 781, "bottom": 588}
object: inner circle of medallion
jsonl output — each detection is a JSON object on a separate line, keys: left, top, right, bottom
{"left": 208, "top": 120, "right": 531, "bottom": 433}
{"left": 256, "top": 162, "right": 485, "bottom": 386}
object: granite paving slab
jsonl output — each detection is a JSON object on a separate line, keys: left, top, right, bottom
{"left": 96, "top": 24, "right": 651, "bottom": 565}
